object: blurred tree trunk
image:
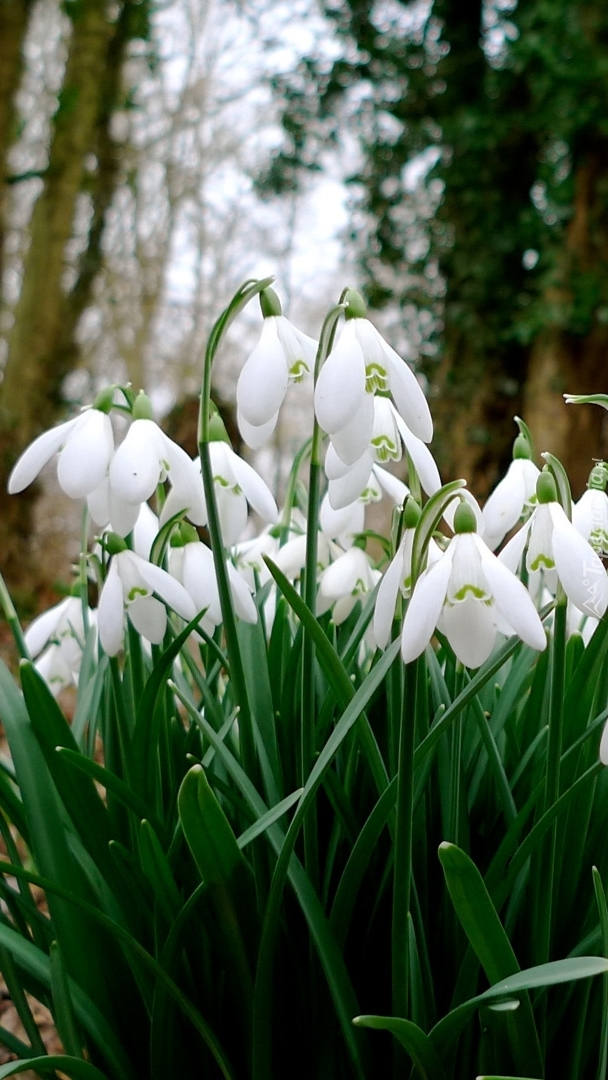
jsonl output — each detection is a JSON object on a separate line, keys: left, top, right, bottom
{"left": 0, "top": 1, "right": 137, "bottom": 596}
{"left": 523, "top": 146, "right": 608, "bottom": 496}
{"left": 0, "top": 0, "right": 34, "bottom": 284}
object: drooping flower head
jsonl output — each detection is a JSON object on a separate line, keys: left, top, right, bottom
{"left": 500, "top": 467, "right": 608, "bottom": 618}
{"left": 8, "top": 386, "right": 116, "bottom": 500}
{"left": 236, "top": 287, "right": 318, "bottom": 448}
{"left": 572, "top": 461, "right": 608, "bottom": 557}
{"left": 314, "top": 289, "right": 433, "bottom": 451}
{"left": 482, "top": 418, "right": 540, "bottom": 550}
{"left": 401, "top": 500, "right": 547, "bottom": 668}
{"left": 98, "top": 533, "right": 197, "bottom": 656}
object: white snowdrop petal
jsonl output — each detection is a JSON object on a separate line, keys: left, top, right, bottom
{"left": 87, "top": 479, "right": 111, "bottom": 527}
{"left": 478, "top": 539, "right": 547, "bottom": 651}
{"left": 227, "top": 451, "right": 278, "bottom": 524}
{"left": 328, "top": 455, "right": 375, "bottom": 510}
{"left": 314, "top": 323, "right": 366, "bottom": 434}
{"left": 550, "top": 505, "right": 608, "bottom": 617}
{"left": 330, "top": 393, "right": 375, "bottom": 466}
{"left": 600, "top": 718, "right": 608, "bottom": 766}
{"left": 128, "top": 594, "right": 167, "bottom": 644}
{"left": 498, "top": 517, "right": 532, "bottom": 573}
{"left": 108, "top": 490, "right": 142, "bottom": 538}
{"left": 110, "top": 419, "right": 164, "bottom": 504}
{"left": 393, "top": 412, "right": 441, "bottom": 496}
{"left": 325, "top": 443, "right": 354, "bottom": 480}
{"left": 129, "top": 553, "right": 197, "bottom": 622}
{"left": 57, "top": 411, "right": 113, "bottom": 499}
{"left": 8, "top": 417, "right": 80, "bottom": 494}
{"left": 132, "top": 503, "right": 160, "bottom": 561}
{"left": 401, "top": 552, "right": 453, "bottom": 664}
{"left": 442, "top": 595, "right": 496, "bottom": 668}
{"left": 25, "top": 597, "right": 72, "bottom": 658}
{"left": 98, "top": 563, "right": 126, "bottom": 656}
{"left": 237, "top": 323, "right": 289, "bottom": 426}
{"left": 381, "top": 343, "right": 433, "bottom": 443}
{"left": 238, "top": 409, "right": 279, "bottom": 450}
{"left": 227, "top": 562, "right": 258, "bottom": 623}
{"left": 372, "top": 465, "right": 409, "bottom": 507}
{"left": 217, "top": 488, "right": 248, "bottom": 546}
{"left": 181, "top": 543, "right": 222, "bottom": 623}
{"left": 273, "top": 534, "right": 308, "bottom": 579}
{"left": 160, "top": 458, "right": 207, "bottom": 528}
{"left": 373, "top": 546, "right": 406, "bottom": 649}
{"left": 320, "top": 493, "right": 365, "bottom": 539}
{"left": 276, "top": 317, "right": 318, "bottom": 371}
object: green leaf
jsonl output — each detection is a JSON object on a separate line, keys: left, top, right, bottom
{"left": 438, "top": 842, "right": 520, "bottom": 983}
{"left": 0, "top": 1057, "right": 109, "bottom": 1079}
{"left": 138, "top": 819, "right": 182, "bottom": 924}
{"left": 437, "top": 842, "right": 543, "bottom": 1074}
{"left": 49, "top": 940, "right": 84, "bottom": 1059}
{"left": 178, "top": 765, "right": 256, "bottom": 1010}
{"left": 353, "top": 1014, "right": 447, "bottom": 1080}
{"left": 237, "top": 788, "right": 303, "bottom": 850}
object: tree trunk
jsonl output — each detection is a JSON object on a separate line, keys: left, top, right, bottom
{"left": 523, "top": 150, "right": 608, "bottom": 497}
{"left": 0, "top": 1, "right": 121, "bottom": 596}
{"left": 0, "top": 0, "right": 34, "bottom": 285}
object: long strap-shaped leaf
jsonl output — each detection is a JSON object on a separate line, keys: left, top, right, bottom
{"left": 438, "top": 842, "right": 544, "bottom": 1075}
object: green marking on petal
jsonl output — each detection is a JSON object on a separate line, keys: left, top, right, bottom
{"left": 529, "top": 553, "right": 556, "bottom": 571}
{"left": 127, "top": 586, "right": 149, "bottom": 602}
{"left": 289, "top": 359, "right": 310, "bottom": 383}
{"left": 371, "top": 436, "right": 399, "bottom": 463}
{"left": 365, "top": 363, "right": 388, "bottom": 394}
{"left": 452, "top": 584, "right": 489, "bottom": 601}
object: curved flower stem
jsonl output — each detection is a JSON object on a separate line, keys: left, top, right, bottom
{"left": 538, "top": 593, "right": 567, "bottom": 967}
{"left": 392, "top": 654, "right": 420, "bottom": 1034}
{"left": 301, "top": 298, "right": 347, "bottom": 883}
{"left": 198, "top": 277, "right": 273, "bottom": 780}
{"left": 0, "top": 568, "right": 28, "bottom": 660}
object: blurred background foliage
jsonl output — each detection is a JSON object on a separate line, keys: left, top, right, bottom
{"left": 1, "top": 0, "right": 608, "bottom": 602}
{"left": 261, "top": 0, "right": 608, "bottom": 492}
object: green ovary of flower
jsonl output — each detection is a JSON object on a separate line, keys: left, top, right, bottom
{"left": 365, "top": 363, "right": 388, "bottom": 394}
{"left": 288, "top": 359, "right": 310, "bottom": 383}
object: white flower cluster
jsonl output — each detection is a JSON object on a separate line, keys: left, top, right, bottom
{"left": 8, "top": 283, "right": 608, "bottom": 775}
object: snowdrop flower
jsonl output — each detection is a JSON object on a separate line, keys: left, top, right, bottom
{"left": 161, "top": 442, "right": 278, "bottom": 546}
{"left": 318, "top": 545, "right": 381, "bottom": 624}
{"left": 319, "top": 492, "right": 365, "bottom": 543}
{"left": 168, "top": 526, "right": 256, "bottom": 635}
{"left": 482, "top": 425, "right": 540, "bottom": 550}
{"left": 325, "top": 443, "right": 410, "bottom": 512}
{"left": 237, "top": 287, "right": 318, "bottom": 447}
{"left": 314, "top": 289, "right": 433, "bottom": 448}
{"left": 500, "top": 469, "right": 608, "bottom": 618}
{"left": 401, "top": 501, "right": 547, "bottom": 668}
{"left": 25, "top": 595, "right": 95, "bottom": 695}
{"left": 98, "top": 535, "right": 197, "bottom": 656}
{"left": 109, "top": 395, "right": 200, "bottom": 506}
{"left": 373, "top": 500, "right": 443, "bottom": 649}
{"left": 572, "top": 462, "right": 608, "bottom": 557}
{"left": 8, "top": 392, "right": 115, "bottom": 500}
